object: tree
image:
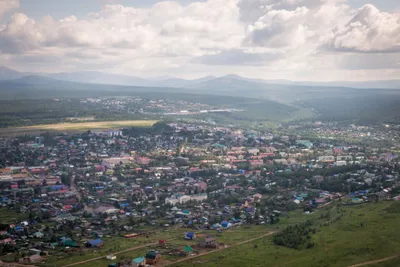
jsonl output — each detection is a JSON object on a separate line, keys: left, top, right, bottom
{"left": 61, "top": 173, "right": 71, "bottom": 186}
{"left": 233, "top": 210, "right": 241, "bottom": 219}
{"left": 129, "top": 216, "right": 136, "bottom": 226}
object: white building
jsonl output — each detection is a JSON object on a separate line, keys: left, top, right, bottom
{"left": 165, "top": 193, "right": 208, "bottom": 206}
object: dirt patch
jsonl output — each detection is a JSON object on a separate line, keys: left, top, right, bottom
{"left": 0, "top": 120, "right": 157, "bottom": 137}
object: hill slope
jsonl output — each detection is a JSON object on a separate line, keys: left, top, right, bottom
{"left": 170, "top": 202, "right": 400, "bottom": 267}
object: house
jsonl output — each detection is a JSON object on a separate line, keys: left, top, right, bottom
{"left": 124, "top": 233, "right": 139, "bottom": 238}
{"left": 368, "top": 191, "right": 390, "bottom": 201}
{"left": 106, "top": 255, "right": 116, "bottom": 260}
{"left": 184, "top": 245, "right": 193, "bottom": 255}
{"left": 0, "top": 238, "right": 14, "bottom": 245}
{"left": 145, "top": 250, "right": 161, "bottom": 265}
{"left": 185, "top": 232, "right": 196, "bottom": 240}
{"left": 158, "top": 240, "right": 167, "bottom": 248}
{"left": 62, "top": 238, "right": 79, "bottom": 247}
{"left": 249, "top": 160, "right": 263, "bottom": 167}
{"left": 137, "top": 157, "right": 152, "bottom": 165}
{"left": 19, "top": 255, "right": 43, "bottom": 264}
{"left": 87, "top": 239, "right": 104, "bottom": 248}
{"left": 132, "top": 256, "right": 146, "bottom": 267}
{"left": 199, "top": 236, "right": 217, "bottom": 248}
{"left": 29, "top": 248, "right": 42, "bottom": 255}
{"left": 34, "top": 231, "right": 44, "bottom": 238}
{"left": 221, "top": 221, "right": 231, "bottom": 228}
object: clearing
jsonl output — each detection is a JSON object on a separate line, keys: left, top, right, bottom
{"left": 169, "top": 202, "right": 400, "bottom": 267}
{"left": 5, "top": 202, "right": 399, "bottom": 267}
{"left": 0, "top": 120, "right": 158, "bottom": 137}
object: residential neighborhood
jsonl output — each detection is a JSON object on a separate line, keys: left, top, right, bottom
{"left": 0, "top": 121, "right": 399, "bottom": 266}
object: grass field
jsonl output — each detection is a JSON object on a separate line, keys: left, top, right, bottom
{"left": 363, "top": 256, "right": 400, "bottom": 267}
{"left": 9, "top": 201, "right": 399, "bottom": 267}
{"left": 38, "top": 226, "right": 270, "bottom": 267}
{"left": 0, "top": 207, "right": 28, "bottom": 224}
{"left": 0, "top": 120, "right": 158, "bottom": 137}
{"left": 169, "top": 201, "right": 400, "bottom": 267}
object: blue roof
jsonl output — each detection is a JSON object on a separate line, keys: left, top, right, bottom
{"left": 186, "top": 232, "right": 195, "bottom": 237}
{"left": 88, "top": 239, "right": 103, "bottom": 245}
{"left": 132, "top": 257, "right": 145, "bottom": 263}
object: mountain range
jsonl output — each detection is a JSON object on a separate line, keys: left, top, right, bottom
{"left": 1, "top": 67, "right": 399, "bottom": 90}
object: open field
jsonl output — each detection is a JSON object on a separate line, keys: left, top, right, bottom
{"left": 348, "top": 255, "right": 400, "bottom": 267}
{"left": 6, "top": 202, "right": 398, "bottom": 267}
{"left": 0, "top": 208, "right": 28, "bottom": 225}
{"left": 36, "top": 226, "right": 272, "bottom": 267}
{"left": 0, "top": 120, "right": 158, "bottom": 137}
{"left": 169, "top": 202, "right": 400, "bottom": 267}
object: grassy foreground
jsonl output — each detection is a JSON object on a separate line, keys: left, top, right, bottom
{"left": 27, "top": 201, "right": 400, "bottom": 267}
{"left": 0, "top": 120, "right": 158, "bottom": 136}
{"left": 169, "top": 201, "right": 400, "bottom": 267}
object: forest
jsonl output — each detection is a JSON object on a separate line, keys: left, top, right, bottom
{"left": 273, "top": 220, "right": 316, "bottom": 249}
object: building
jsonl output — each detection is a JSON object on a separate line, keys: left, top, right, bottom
{"left": 19, "top": 255, "right": 43, "bottom": 264}
{"left": 132, "top": 257, "right": 146, "bottom": 267}
{"left": 106, "top": 255, "right": 117, "bottom": 260}
{"left": 145, "top": 250, "right": 161, "bottom": 265}
{"left": 185, "top": 232, "right": 196, "bottom": 240}
{"left": 165, "top": 193, "right": 208, "bottom": 205}
{"left": 87, "top": 239, "right": 104, "bottom": 248}
{"left": 296, "top": 140, "right": 313, "bottom": 148}
{"left": 200, "top": 236, "right": 217, "bottom": 248}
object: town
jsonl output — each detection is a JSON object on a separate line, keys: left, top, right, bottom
{"left": 0, "top": 119, "right": 399, "bottom": 267}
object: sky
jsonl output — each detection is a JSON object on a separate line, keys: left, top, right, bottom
{"left": 0, "top": 0, "right": 399, "bottom": 81}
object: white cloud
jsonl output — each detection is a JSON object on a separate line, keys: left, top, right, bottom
{"left": 245, "top": 7, "right": 311, "bottom": 49}
{"left": 0, "top": 0, "right": 398, "bottom": 80}
{"left": 0, "top": 0, "right": 243, "bottom": 56}
{"left": 328, "top": 4, "right": 400, "bottom": 52}
{"left": 0, "top": 0, "right": 19, "bottom": 19}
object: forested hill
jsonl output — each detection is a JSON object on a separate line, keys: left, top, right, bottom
{"left": 0, "top": 75, "right": 400, "bottom": 124}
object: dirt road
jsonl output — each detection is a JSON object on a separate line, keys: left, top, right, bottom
{"left": 62, "top": 241, "right": 158, "bottom": 267}
{"left": 347, "top": 254, "right": 400, "bottom": 267}
{"left": 163, "top": 231, "right": 277, "bottom": 266}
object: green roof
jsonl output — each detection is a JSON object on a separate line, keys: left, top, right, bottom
{"left": 63, "top": 240, "right": 78, "bottom": 247}
{"left": 132, "top": 257, "right": 145, "bottom": 263}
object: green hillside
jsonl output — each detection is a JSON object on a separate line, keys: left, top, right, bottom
{"left": 171, "top": 201, "right": 400, "bottom": 267}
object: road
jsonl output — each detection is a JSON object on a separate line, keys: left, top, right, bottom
{"left": 70, "top": 176, "right": 81, "bottom": 202}
{"left": 347, "top": 254, "right": 400, "bottom": 267}
{"left": 62, "top": 241, "right": 158, "bottom": 267}
{"left": 163, "top": 231, "right": 277, "bottom": 266}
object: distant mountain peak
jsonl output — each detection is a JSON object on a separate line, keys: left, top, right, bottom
{"left": 0, "top": 66, "right": 23, "bottom": 80}
{"left": 12, "top": 75, "right": 56, "bottom": 84}
{"left": 221, "top": 74, "right": 244, "bottom": 79}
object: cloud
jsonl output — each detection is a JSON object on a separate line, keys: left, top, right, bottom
{"left": 238, "top": 0, "right": 346, "bottom": 23}
{"left": 0, "top": 0, "right": 19, "bottom": 19}
{"left": 0, "top": 13, "right": 42, "bottom": 53}
{"left": 0, "top": 0, "right": 243, "bottom": 56}
{"left": 0, "top": 0, "right": 398, "bottom": 80}
{"left": 245, "top": 7, "right": 311, "bottom": 49}
{"left": 328, "top": 4, "right": 400, "bottom": 52}
{"left": 192, "top": 49, "right": 282, "bottom": 65}
{"left": 242, "top": 0, "right": 352, "bottom": 51}
{"left": 338, "top": 53, "right": 400, "bottom": 70}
